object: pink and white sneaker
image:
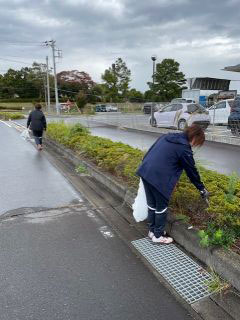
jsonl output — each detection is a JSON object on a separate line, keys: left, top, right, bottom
{"left": 148, "top": 231, "right": 154, "bottom": 239}
{"left": 148, "top": 231, "right": 167, "bottom": 239}
{"left": 152, "top": 235, "right": 173, "bottom": 244}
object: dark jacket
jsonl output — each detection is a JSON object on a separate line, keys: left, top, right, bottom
{"left": 27, "top": 110, "right": 47, "bottom": 131}
{"left": 137, "top": 133, "right": 204, "bottom": 200}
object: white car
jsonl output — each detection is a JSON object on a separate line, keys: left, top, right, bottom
{"left": 208, "top": 99, "right": 234, "bottom": 125}
{"left": 106, "top": 105, "right": 118, "bottom": 112}
{"left": 150, "top": 103, "right": 210, "bottom": 130}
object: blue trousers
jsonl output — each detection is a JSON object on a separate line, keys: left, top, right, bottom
{"left": 142, "top": 179, "right": 169, "bottom": 238}
{"left": 32, "top": 130, "right": 43, "bottom": 146}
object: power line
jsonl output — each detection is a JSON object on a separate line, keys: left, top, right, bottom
{"left": 0, "top": 57, "right": 33, "bottom": 65}
{"left": 49, "top": 86, "right": 79, "bottom": 94}
{"left": 0, "top": 39, "right": 44, "bottom": 46}
{"left": 49, "top": 86, "right": 100, "bottom": 98}
{"left": 3, "top": 55, "right": 43, "bottom": 61}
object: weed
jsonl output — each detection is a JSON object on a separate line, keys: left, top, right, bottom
{"left": 0, "top": 112, "right": 24, "bottom": 120}
{"left": 175, "top": 214, "right": 190, "bottom": 223}
{"left": 205, "top": 269, "right": 230, "bottom": 294}
{"left": 75, "top": 164, "right": 88, "bottom": 174}
{"left": 225, "top": 172, "right": 239, "bottom": 204}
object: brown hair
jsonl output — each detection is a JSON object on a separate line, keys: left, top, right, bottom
{"left": 35, "top": 103, "right": 42, "bottom": 110}
{"left": 184, "top": 124, "right": 205, "bottom": 147}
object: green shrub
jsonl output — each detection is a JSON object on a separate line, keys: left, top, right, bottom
{"left": 47, "top": 122, "right": 240, "bottom": 248}
{"left": 0, "top": 112, "right": 25, "bottom": 120}
{"left": 69, "top": 123, "right": 90, "bottom": 137}
{"left": 0, "top": 98, "right": 34, "bottom": 103}
{"left": 0, "top": 105, "right": 23, "bottom": 111}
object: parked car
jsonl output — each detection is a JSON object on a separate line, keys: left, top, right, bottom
{"left": 143, "top": 102, "right": 160, "bottom": 114}
{"left": 171, "top": 98, "right": 195, "bottom": 104}
{"left": 228, "top": 97, "right": 240, "bottom": 136}
{"left": 106, "top": 105, "right": 118, "bottom": 112}
{"left": 150, "top": 103, "right": 210, "bottom": 130}
{"left": 208, "top": 99, "right": 234, "bottom": 125}
{"left": 95, "top": 104, "right": 107, "bottom": 112}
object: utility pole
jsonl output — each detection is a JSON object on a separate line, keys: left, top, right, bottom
{"left": 45, "top": 40, "right": 62, "bottom": 114}
{"left": 46, "top": 56, "right": 51, "bottom": 113}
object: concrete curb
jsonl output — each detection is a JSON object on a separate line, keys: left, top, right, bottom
{"left": 44, "top": 137, "right": 240, "bottom": 293}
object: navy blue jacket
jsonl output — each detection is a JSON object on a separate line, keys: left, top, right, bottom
{"left": 137, "top": 133, "right": 204, "bottom": 200}
{"left": 27, "top": 110, "right": 47, "bottom": 132}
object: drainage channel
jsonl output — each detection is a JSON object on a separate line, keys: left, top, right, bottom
{"left": 132, "top": 238, "right": 212, "bottom": 304}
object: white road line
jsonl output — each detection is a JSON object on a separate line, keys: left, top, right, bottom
{"left": 0, "top": 120, "right": 12, "bottom": 127}
{"left": 9, "top": 120, "right": 26, "bottom": 130}
{"left": 87, "top": 210, "right": 103, "bottom": 225}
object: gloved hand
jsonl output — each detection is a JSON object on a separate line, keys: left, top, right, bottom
{"left": 200, "top": 188, "right": 210, "bottom": 200}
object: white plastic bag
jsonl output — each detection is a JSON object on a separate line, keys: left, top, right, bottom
{"left": 20, "top": 129, "right": 30, "bottom": 140}
{"left": 132, "top": 179, "right": 148, "bottom": 222}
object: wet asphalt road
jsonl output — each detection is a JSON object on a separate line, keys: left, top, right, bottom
{"left": 0, "top": 121, "right": 81, "bottom": 216}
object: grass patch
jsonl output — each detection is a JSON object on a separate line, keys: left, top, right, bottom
{"left": 47, "top": 122, "right": 240, "bottom": 249}
{"left": 75, "top": 164, "right": 88, "bottom": 174}
{"left": 0, "top": 102, "right": 33, "bottom": 110}
{"left": 0, "top": 112, "right": 25, "bottom": 120}
{"left": 205, "top": 269, "right": 230, "bottom": 294}
{"left": 175, "top": 214, "right": 191, "bottom": 224}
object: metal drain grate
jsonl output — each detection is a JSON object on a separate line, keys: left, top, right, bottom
{"left": 132, "top": 238, "right": 212, "bottom": 304}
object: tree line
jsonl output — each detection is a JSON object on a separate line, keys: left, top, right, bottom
{"left": 0, "top": 58, "right": 186, "bottom": 103}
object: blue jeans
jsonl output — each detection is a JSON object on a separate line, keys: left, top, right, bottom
{"left": 32, "top": 130, "right": 43, "bottom": 146}
{"left": 142, "top": 179, "right": 169, "bottom": 238}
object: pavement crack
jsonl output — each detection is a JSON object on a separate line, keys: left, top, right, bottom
{"left": 0, "top": 204, "right": 86, "bottom": 222}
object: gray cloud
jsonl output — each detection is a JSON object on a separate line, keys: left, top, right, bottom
{"left": 0, "top": 0, "right": 240, "bottom": 90}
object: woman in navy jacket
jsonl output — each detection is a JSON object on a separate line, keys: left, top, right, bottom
{"left": 27, "top": 104, "right": 47, "bottom": 151}
{"left": 137, "top": 124, "right": 209, "bottom": 244}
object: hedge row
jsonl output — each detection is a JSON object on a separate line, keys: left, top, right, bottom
{"left": 0, "top": 112, "right": 25, "bottom": 120}
{"left": 0, "top": 105, "right": 23, "bottom": 111}
{"left": 47, "top": 122, "right": 240, "bottom": 248}
{"left": 0, "top": 98, "right": 35, "bottom": 103}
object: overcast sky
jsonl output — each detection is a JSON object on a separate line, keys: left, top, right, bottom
{"left": 1, "top": 0, "right": 240, "bottom": 91}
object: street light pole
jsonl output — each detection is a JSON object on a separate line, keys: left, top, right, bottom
{"left": 151, "top": 55, "right": 157, "bottom": 126}
{"left": 112, "top": 63, "right": 116, "bottom": 104}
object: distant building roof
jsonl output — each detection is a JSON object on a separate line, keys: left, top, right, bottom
{"left": 222, "top": 64, "right": 240, "bottom": 73}
{"left": 188, "top": 77, "right": 230, "bottom": 91}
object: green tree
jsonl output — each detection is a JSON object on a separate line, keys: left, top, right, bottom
{"left": 87, "top": 84, "right": 104, "bottom": 104}
{"left": 148, "top": 58, "right": 186, "bottom": 102}
{"left": 127, "top": 88, "right": 144, "bottom": 102}
{"left": 76, "top": 91, "right": 87, "bottom": 112}
{"left": 102, "top": 58, "right": 131, "bottom": 102}
{"left": 0, "top": 63, "right": 47, "bottom": 100}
